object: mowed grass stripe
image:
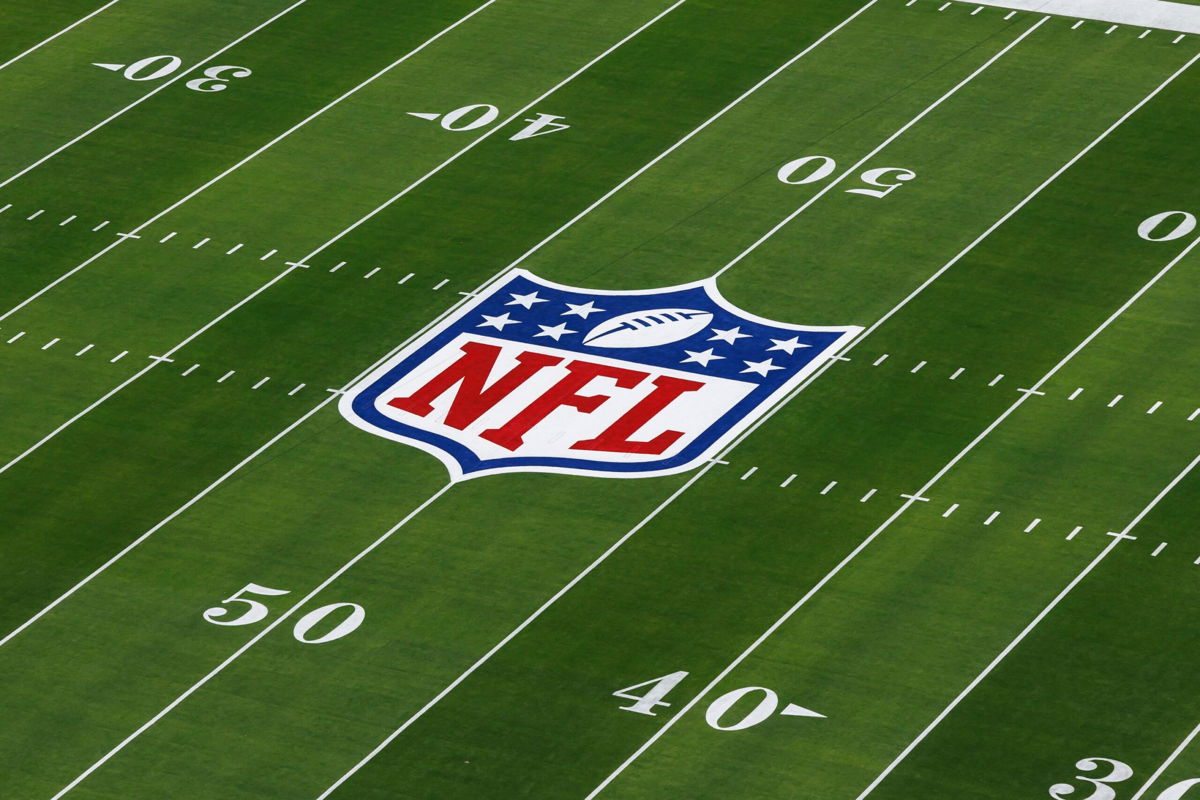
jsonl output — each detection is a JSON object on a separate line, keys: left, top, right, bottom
{"left": 5, "top": 10, "right": 1183, "bottom": 799}
{"left": 0, "top": 0, "right": 121, "bottom": 72}
{"left": 0, "top": 0, "right": 993, "bottom": 796}
{"left": 291, "top": 22, "right": 1200, "bottom": 799}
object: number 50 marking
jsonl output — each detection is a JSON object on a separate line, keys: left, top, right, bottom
{"left": 777, "top": 155, "right": 917, "bottom": 199}
{"left": 202, "top": 581, "right": 365, "bottom": 644}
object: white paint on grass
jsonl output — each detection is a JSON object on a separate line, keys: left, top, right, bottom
{"left": 0, "top": 0, "right": 122, "bottom": 72}
{"left": 781, "top": 474, "right": 797, "bottom": 488}
{"left": 821, "top": 481, "right": 838, "bottom": 495}
{"left": 968, "top": 0, "right": 1200, "bottom": 33}
{"left": 984, "top": 510, "right": 1000, "bottom": 526}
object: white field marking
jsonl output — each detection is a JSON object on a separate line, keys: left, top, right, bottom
{"left": 984, "top": 510, "right": 1000, "bottom": 525}
{"left": 432, "top": 278, "right": 449, "bottom": 290}
{"left": 288, "top": 383, "right": 305, "bottom": 396}
{"left": 159, "top": 231, "right": 177, "bottom": 243}
{"left": 1140, "top": 29, "right": 1152, "bottom": 38}
{"left": 781, "top": 474, "right": 797, "bottom": 488}
{"left": 1024, "top": 517, "right": 1041, "bottom": 532}
{"left": 1106, "top": 24, "right": 1119, "bottom": 33}
{"left": 1067, "top": 525, "right": 1082, "bottom": 540}
{"left": 398, "top": 272, "right": 414, "bottom": 284}
{"left": 591, "top": 357, "right": 1200, "bottom": 797}
{"left": 225, "top": 243, "right": 243, "bottom": 255}
{"left": 284, "top": 260, "right": 310, "bottom": 270}
{"left": 1190, "top": 408, "right": 1200, "bottom": 422}
{"left": 316, "top": 467, "right": 717, "bottom": 799}
{"left": 1175, "top": 34, "right": 1186, "bottom": 43}
{"left": 0, "top": 203, "right": 10, "bottom": 214}
{"left": 6, "top": 331, "right": 24, "bottom": 343}
{"left": 59, "top": 215, "right": 76, "bottom": 227}
{"left": 988, "top": 373, "right": 1004, "bottom": 386}
{"left": 0, "top": 0, "right": 499, "bottom": 323}
{"left": 873, "top": 354, "right": 889, "bottom": 366}
{"left": 217, "top": 370, "right": 235, "bottom": 383}
{"left": 364, "top": 267, "right": 380, "bottom": 279}
{"left": 109, "top": 350, "right": 127, "bottom": 363}
{"left": 91, "top": 220, "right": 109, "bottom": 231}
{"left": 0, "top": 0, "right": 122, "bottom": 72}
{"left": 740, "top": 466, "right": 757, "bottom": 480}
{"left": 911, "top": 360, "right": 927, "bottom": 373}
{"left": 1109, "top": 393, "right": 1124, "bottom": 407}
{"left": 943, "top": 503, "right": 959, "bottom": 518}
{"left": 251, "top": 377, "right": 269, "bottom": 389}
{"left": 26, "top": 209, "right": 43, "bottom": 220}
{"left": 907, "top": 0, "right": 918, "bottom": 5}
{"left": 950, "top": 367, "right": 964, "bottom": 380}
{"left": 46, "top": 478, "right": 453, "bottom": 800}
{"left": 0, "top": 0, "right": 308, "bottom": 191}
{"left": 1133, "top": 718, "right": 1200, "bottom": 799}
{"left": 972, "top": 5, "right": 984, "bottom": 14}
{"left": 1069, "top": 387, "right": 1084, "bottom": 400}
{"left": 900, "top": 493, "right": 931, "bottom": 502}
{"left": 939, "top": 2, "right": 951, "bottom": 9}
{"left": 1148, "top": 400, "right": 1162, "bottom": 414}
{"left": 74, "top": 344, "right": 92, "bottom": 356}
{"left": 329, "top": 261, "right": 345, "bottom": 273}
{"left": 821, "top": 481, "right": 838, "bottom": 495}
{"left": 855, "top": 450, "right": 1200, "bottom": 799}
{"left": 713, "top": 16, "right": 1048, "bottom": 280}
{"left": 181, "top": 363, "right": 198, "bottom": 376}
{"left": 1152, "top": 541, "right": 1167, "bottom": 556}
{"left": 861, "top": 488, "right": 877, "bottom": 502}
{"left": 1072, "top": 19, "right": 1085, "bottom": 28}
{"left": 1005, "top": 10, "right": 1017, "bottom": 18}
{"left": 259, "top": 249, "right": 278, "bottom": 261}
{"left": 193, "top": 237, "right": 210, "bottom": 250}
{"left": 1017, "top": 387, "right": 1045, "bottom": 396}
{"left": 41, "top": 338, "right": 59, "bottom": 350}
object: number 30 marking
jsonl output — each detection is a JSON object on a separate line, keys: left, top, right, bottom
{"left": 1050, "top": 756, "right": 1200, "bottom": 800}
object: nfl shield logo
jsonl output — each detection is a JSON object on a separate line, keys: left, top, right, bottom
{"left": 340, "top": 270, "right": 861, "bottom": 479}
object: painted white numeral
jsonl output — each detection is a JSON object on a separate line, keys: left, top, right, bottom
{"left": 846, "top": 166, "right": 917, "bottom": 199}
{"left": 292, "top": 602, "right": 366, "bottom": 644}
{"left": 123, "top": 54, "right": 182, "bottom": 82}
{"left": 777, "top": 155, "right": 837, "bottom": 186}
{"left": 1138, "top": 210, "right": 1197, "bottom": 242}
{"left": 510, "top": 112, "right": 570, "bottom": 141}
{"left": 613, "top": 671, "right": 689, "bottom": 716}
{"left": 185, "top": 64, "right": 252, "bottom": 93}
{"left": 705, "top": 686, "right": 779, "bottom": 731}
{"left": 1160, "top": 779, "right": 1200, "bottom": 800}
{"left": 441, "top": 103, "right": 500, "bottom": 132}
{"left": 1049, "top": 757, "right": 1134, "bottom": 800}
{"left": 202, "top": 582, "right": 290, "bottom": 627}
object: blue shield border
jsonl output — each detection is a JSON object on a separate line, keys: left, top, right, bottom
{"left": 339, "top": 269, "right": 861, "bottom": 480}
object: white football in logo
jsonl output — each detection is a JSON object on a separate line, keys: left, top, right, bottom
{"left": 582, "top": 308, "right": 713, "bottom": 348}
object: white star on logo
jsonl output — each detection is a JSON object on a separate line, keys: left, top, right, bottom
{"left": 506, "top": 291, "right": 547, "bottom": 310}
{"left": 681, "top": 348, "right": 724, "bottom": 368}
{"left": 478, "top": 312, "right": 520, "bottom": 331}
{"left": 767, "top": 336, "right": 812, "bottom": 355}
{"left": 709, "top": 326, "right": 751, "bottom": 345}
{"left": 741, "top": 358, "right": 784, "bottom": 377}
{"left": 534, "top": 322, "right": 577, "bottom": 341}
{"left": 563, "top": 300, "right": 605, "bottom": 319}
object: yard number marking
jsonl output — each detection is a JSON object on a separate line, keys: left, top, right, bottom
{"left": 407, "top": 103, "right": 570, "bottom": 141}
{"left": 1051, "top": 756, "right": 1200, "bottom": 800}
{"left": 613, "top": 671, "right": 824, "bottom": 728}
{"left": 202, "top": 582, "right": 365, "bottom": 644}
{"left": 92, "top": 56, "right": 252, "bottom": 92}
{"left": 1138, "top": 211, "right": 1198, "bottom": 242}
{"left": 778, "top": 155, "right": 916, "bottom": 199}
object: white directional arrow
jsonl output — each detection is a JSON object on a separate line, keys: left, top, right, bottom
{"left": 91, "top": 62, "right": 126, "bottom": 72}
{"left": 406, "top": 111, "right": 441, "bottom": 121}
{"left": 780, "top": 703, "right": 826, "bottom": 719}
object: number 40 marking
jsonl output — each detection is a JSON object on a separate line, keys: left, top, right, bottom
{"left": 613, "top": 671, "right": 823, "bottom": 731}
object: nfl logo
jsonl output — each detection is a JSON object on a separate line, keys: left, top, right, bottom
{"left": 340, "top": 270, "right": 861, "bottom": 479}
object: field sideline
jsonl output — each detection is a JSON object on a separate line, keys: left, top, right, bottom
{"left": 2, "top": 0, "right": 1200, "bottom": 798}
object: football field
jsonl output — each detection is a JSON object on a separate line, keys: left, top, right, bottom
{"left": 4, "top": 0, "right": 1200, "bottom": 796}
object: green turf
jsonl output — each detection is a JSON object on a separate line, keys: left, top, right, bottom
{"left": 2, "top": 0, "right": 1200, "bottom": 797}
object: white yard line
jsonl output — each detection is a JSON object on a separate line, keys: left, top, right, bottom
{"left": 586, "top": 234, "right": 1200, "bottom": 799}
{"left": 0, "top": 0, "right": 499, "bottom": 323}
{"left": 48, "top": 483, "right": 455, "bottom": 800}
{"left": 0, "top": 0, "right": 121, "bottom": 73}
{"left": 713, "top": 15, "right": 1049, "bottom": 278}
{"left": 857, "top": 449, "right": 1200, "bottom": 799}
{"left": 0, "top": 0, "right": 308, "bottom": 191}
{"left": 1132, "top": 719, "right": 1200, "bottom": 799}
{"left": 0, "top": 0, "right": 856, "bottom": 652}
